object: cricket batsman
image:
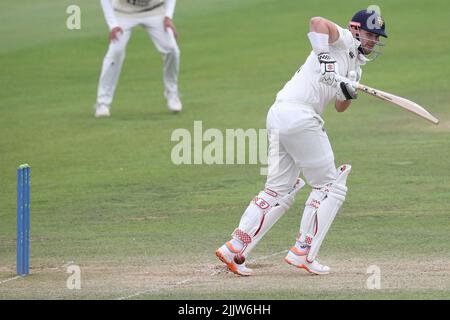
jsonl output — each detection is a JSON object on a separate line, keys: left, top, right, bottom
{"left": 216, "top": 9, "right": 388, "bottom": 276}
{"left": 95, "top": 0, "right": 181, "bottom": 117}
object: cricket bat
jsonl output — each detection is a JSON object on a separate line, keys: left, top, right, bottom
{"left": 356, "top": 83, "right": 440, "bottom": 125}
{"left": 337, "top": 76, "right": 440, "bottom": 125}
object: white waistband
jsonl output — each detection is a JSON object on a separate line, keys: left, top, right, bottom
{"left": 273, "top": 100, "right": 317, "bottom": 113}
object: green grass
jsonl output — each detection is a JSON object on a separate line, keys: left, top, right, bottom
{"left": 0, "top": 0, "right": 449, "bottom": 300}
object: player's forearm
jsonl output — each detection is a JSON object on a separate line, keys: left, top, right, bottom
{"left": 100, "top": 0, "right": 119, "bottom": 30}
{"left": 335, "top": 99, "right": 352, "bottom": 112}
{"left": 165, "top": 0, "right": 176, "bottom": 19}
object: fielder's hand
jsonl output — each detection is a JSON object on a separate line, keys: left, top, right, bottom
{"left": 109, "top": 26, "right": 123, "bottom": 42}
{"left": 336, "top": 71, "right": 358, "bottom": 101}
{"left": 164, "top": 17, "right": 178, "bottom": 38}
{"left": 318, "top": 52, "right": 338, "bottom": 87}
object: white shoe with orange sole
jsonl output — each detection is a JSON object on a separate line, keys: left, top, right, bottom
{"left": 284, "top": 246, "right": 330, "bottom": 275}
{"left": 215, "top": 242, "right": 253, "bottom": 276}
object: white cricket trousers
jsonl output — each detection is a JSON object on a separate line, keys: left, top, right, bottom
{"left": 97, "top": 14, "right": 180, "bottom": 106}
{"left": 265, "top": 101, "right": 338, "bottom": 195}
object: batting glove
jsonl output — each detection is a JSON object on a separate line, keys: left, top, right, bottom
{"left": 336, "top": 71, "right": 358, "bottom": 101}
{"left": 318, "top": 53, "right": 338, "bottom": 87}
{"left": 336, "top": 82, "right": 357, "bottom": 101}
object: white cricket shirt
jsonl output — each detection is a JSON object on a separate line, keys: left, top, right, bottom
{"left": 275, "top": 25, "right": 364, "bottom": 115}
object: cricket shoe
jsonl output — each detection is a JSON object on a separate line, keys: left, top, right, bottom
{"left": 165, "top": 91, "right": 182, "bottom": 113}
{"left": 95, "top": 104, "right": 111, "bottom": 118}
{"left": 215, "top": 242, "right": 253, "bottom": 276}
{"left": 284, "top": 246, "right": 330, "bottom": 275}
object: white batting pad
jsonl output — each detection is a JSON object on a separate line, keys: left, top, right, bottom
{"left": 234, "top": 178, "right": 305, "bottom": 257}
{"left": 306, "top": 164, "right": 351, "bottom": 262}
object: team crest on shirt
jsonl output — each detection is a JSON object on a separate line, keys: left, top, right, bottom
{"left": 349, "top": 51, "right": 355, "bottom": 59}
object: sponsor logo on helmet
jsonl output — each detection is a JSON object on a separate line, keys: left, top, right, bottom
{"left": 377, "top": 16, "right": 384, "bottom": 28}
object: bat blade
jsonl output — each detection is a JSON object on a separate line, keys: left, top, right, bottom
{"left": 357, "top": 84, "right": 440, "bottom": 125}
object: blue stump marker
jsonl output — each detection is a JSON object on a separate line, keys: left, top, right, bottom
{"left": 17, "top": 164, "right": 30, "bottom": 276}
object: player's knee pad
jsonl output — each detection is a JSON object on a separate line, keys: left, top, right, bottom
{"left": 328, "top": 181, "right": 347, "bottom": 202}
{"left": 232, "top": 179, "right": 305, "bottom": 250}
{"left": 324, "top": 164, "right": 350, "bottom": 207}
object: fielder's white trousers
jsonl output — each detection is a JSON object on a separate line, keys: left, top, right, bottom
{"left": 265, "top": 101, "right": 338, "bottom": 195}
{"left": 97, "top": 14, "right": 180, "bottom": 106}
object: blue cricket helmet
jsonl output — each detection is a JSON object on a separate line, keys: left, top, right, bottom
{"left": 350, "top": 9, "right": 388, "bottom": 38}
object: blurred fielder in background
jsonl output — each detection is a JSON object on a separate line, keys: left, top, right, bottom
{"left": 95, "top": 0, "right": 181, "bottom": 117}
{"left": 216, "top": 8, "right": 388, "bottom": 276}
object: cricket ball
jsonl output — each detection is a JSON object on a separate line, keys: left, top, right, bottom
{"left": 233, "top": 253, "right": 245, "bottom": 265}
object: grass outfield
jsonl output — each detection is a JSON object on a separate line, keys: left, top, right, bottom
{"left": 1, "top": 0, "right": 449, "bottom": 299}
